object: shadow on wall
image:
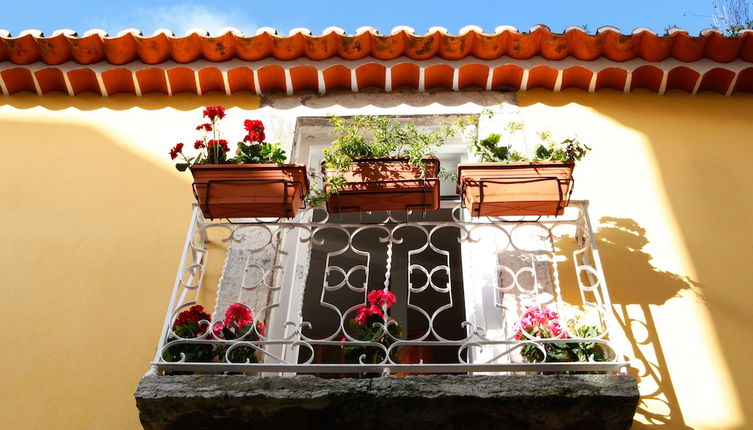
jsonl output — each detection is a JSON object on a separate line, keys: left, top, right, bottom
{"left": 0, "top": 91, "right": 261, "bottom": 111}
{"left": 521, "top": 89, "right": 753, "bottom": 430}
{"left": 0, "top": 118, "right": 222, "bottom": 429}
{"left": 0, "top": 88, "right": 509, "bottom": 112}
{"left": 594, "top": 217, "right": 694, "bottom": 429}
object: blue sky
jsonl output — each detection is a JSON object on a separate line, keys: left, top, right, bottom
{"left": 2, "top": 0, "right": 722, "bottom": 36}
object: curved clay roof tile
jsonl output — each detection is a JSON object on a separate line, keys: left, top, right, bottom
{"left": 135, "top": 32, "right": 170, "bottom": 64}
{"left": 3, "top": 26, "right": 753, "bottom": 67}
{"left": 168, "top": 33, "right": 203, "bottom": 64}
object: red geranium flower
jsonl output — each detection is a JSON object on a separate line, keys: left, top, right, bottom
{"left": 194, "top": 139, "right": 205, "bottom": 149}
{"left": 203, "top": 105, "right": 226, "bottom": 121}
{"left": 368, "top": 290, "right": 396, "bottom": 308}
{"left": 207, "top": 139, "right": 230, "bottom": 152}
{"left": 243, "top": 119, "right": 264, "bottom": 133}
{"left": 195, "top": 123, "right": 212, "bottom": 132}
{"left": 354, "top": 304, "right": 384, "bottom": 326}
{"left": 243, "top": 119, "right": 265, "bottom": 143}
{"left": 169, "top": 142, "right": 184, "bottom": 160}
{"left": 243, "top": 131, "right": 265, "bottom": 143}
{"left": 224, "top": 302, "right": 254, "bottom": 328}
{"left": 172, "top": 304, "right": 211, "bottom": 334}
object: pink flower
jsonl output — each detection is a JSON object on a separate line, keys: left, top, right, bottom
{"left": 367, "top": 290, "right": 397, "bottom": 308}
{"left": 515, "top": 307, "right": 566, "bottom": 340}
{"left": 354, "top": 304, "right": 383, "bottom": 326}
{"left": 213, "top": 321, "right": 225, "bottom": 338}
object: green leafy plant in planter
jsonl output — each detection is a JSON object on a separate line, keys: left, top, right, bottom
{"left": 471, "top": 121, "right": 528, "bottom": 162}
{"left": 457, "top": 117, "right": 592, "bottom": 217}
{"left": 468, "top": 120, "right": 591, "bottom": 163}
{"left": 306, "top": 115, "right": 455, "bottom": 209}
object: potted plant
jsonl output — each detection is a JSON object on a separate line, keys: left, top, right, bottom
{"left": 515, "top": 307, "right": 606, "bottom": 370}
{"left": 308, "top": 115, "right": 453, "bottom": 214}
{"left": 170, "top": 105, "right": 309, "bottom": 219}
{"left": 162, "top": 305, "right": 213, "bottom": 372}
{"left": 457, "top": 120, "right": 590, "bottom": 217}
{"left": 212, "top": 302, "right": 265, "bottom": 364}
{"left": 342, "top": 289, "right": 403, "bottom": 371}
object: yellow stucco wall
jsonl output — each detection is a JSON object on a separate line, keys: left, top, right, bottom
{"left": 0, "top": 89, "right": 751, "bottom": 429}
{"left": 0, "top": 93, "right": 259, "bottom": 429}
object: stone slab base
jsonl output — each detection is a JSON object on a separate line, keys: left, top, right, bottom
{"left": 135, "top": 374, "right": 638, "bottom": 430}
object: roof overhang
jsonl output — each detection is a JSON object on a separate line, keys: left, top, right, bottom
{"left": 2, "top": 25, "right": 752, "bottom": 96}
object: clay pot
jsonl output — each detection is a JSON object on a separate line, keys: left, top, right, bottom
{"left": 190, "top": 164, "right": 309, "bottom": 219}
{"left": 325, "top": 157, "right": 440, "bottom": 214}
{"left": 457, "top": 162, "right": 574, "bottom": 217}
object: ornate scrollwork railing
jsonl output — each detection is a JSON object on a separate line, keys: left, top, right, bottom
{"left": 148, "top": 201, "right": 630, "bottom": 376}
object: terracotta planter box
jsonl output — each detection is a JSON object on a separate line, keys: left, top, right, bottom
{"left": 190, "top": 164, "right": 309, "bottom": 219}
{"left": 325, "top": 158, "right": 440, "bottom": 214}
{"left": 457, "top": 162, "right": 575, "bottom": 217}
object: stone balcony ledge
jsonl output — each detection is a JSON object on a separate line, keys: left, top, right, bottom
{"left": 135, "top": 374, "right": 639, "bottom": 429}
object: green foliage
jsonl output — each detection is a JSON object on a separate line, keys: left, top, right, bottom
{"left": 214, "top": 323, "right": 262, "bottom": 364}
{"left": 470, "top": 120, "right": 591, "bottom": 163}
{"left": 470, "top": 121, "right": 527, "bottom": 162}
{"left": 520, "top": 324, "right": 606, "bottom": 365}
{"left": 307, "top": 115, "right": 454, "bottom": 206}
{"left": 472, "top": 133, "right": 528, "bottom": 162}
{"left": 533, "top": 137, "right": 591, "bottom": 162}
{"left": 234, "top": 141, "right": 287, "bottom": 165}
{"left": 162, "top": 322, "right": 213, "bottom": 363}
{"left": 205, "top": 146, "right": 227, "bottom": 164}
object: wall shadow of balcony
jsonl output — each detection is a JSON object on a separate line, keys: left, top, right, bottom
{"left": 522, "top": 88, "right": 753, "bottom": 429}
{"left": 555, "top": 215, "right": 693, "bottom": 428}
{"left": 595, "top": 217, "right": 694, "bottom": 429}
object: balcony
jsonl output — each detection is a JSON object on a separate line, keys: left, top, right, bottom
{"left": 136, "top": 201, "right": 638, "bottom": 429}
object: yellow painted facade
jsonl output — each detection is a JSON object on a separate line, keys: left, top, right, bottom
{"left": 1, "top": 89, "right": 752, "bottom": 429}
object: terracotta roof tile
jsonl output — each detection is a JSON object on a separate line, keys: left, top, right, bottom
{"left": 3, "top": 26, "right": 753, "bottom": 65}
{"left": 3, "top": 26, "right": 753, "bottom": 96}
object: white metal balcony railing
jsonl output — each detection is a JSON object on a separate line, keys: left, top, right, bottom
{"left": 148, "top": 201, "right": 630, "bottom": 376}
